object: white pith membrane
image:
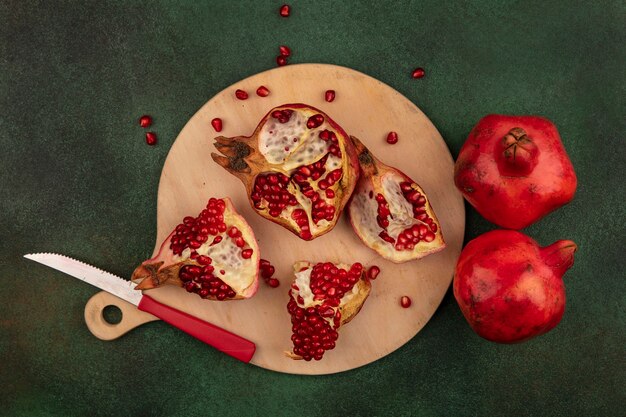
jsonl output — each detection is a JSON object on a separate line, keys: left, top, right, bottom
{"left": 350, "top": 171, "right": 442, "bottom": 261}
{"left": 291, "top": 264, "right": 360, "bottom": 328}
{"left": 171, "top": 206, "right": 258, "bottom": 296}
{"left": 255, "top": 107, "right": 346, "bottom": 237}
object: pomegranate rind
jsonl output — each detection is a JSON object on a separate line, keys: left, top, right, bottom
{"left": 211, "top": 104, "right": 359, "bottom": 240}
{"left": 132, "top": 197, "right": 259, "bottom": 300}
{"left": 347, "top": 136, "right": 445, "bottom": 263}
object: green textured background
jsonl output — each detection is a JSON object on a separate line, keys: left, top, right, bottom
{"left": 1, "top": 1, "right": 624, "bottom": 416}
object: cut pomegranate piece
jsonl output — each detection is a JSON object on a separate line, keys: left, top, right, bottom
{"left": 132, "top": 197, "right": 259, "bottom": 300}
{"left": 347, "top": 137, "right": 445, "bottom": 262}
{"left": 211, "top": 104, "right": 360, "bottom": 240}
{"left": 286, "top": 261, "right": 372, "bottom": 361}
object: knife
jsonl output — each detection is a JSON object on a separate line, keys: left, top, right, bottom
{"left": 24, "top": 253, "right": 256, "bottom": 363}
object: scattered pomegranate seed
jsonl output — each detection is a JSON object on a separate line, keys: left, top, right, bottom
{"left": 279, "top": 4, "right": 290, "bottom": 17}
{"left": 325, "top": 90, "right": 336, "bottom": 102}
{"left": 411, "top": 67, "right": 425, "bottom": 79}
{"left": 400, "top": 296, "right": 412, "bottom": 308}
{"left": 260, "top": 259, "right": 280, "bottom": 288}
{"left": 139, "top": 115, "right": 152, "bottom": 128}
{"left": 145, "top": 132, "right": 157, "bottom": 146}
{"left": 386, "top": 131, "right": 399, "bottom": 144}
{"left": 279, "top": 45, "right": 291, "bottom": 57}
{"left": 256, "top": 86, "right": 270, "bottom": 97}
{"left": 235, "top": 89, "right": 249, "bottom": 100}
{"left": 276, "top": 55, "right": 288, "bottom": 66}
{"left": 261, "top": 264, "right": 275, "bottom": 279}
{"left": 211, "top": 118, "right": 223, "bottom": 132}
{"left": 268, "top": 278, "right": 280, "bottom": 288}
{"left": 367, "top": 265, "right": 380, "bottom": 280}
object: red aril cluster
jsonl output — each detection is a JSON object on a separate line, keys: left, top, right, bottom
{"left": 260, "top": 259, "right": 279, "bottom": 287}
{"left": 287, "top": 261, "right": 371, "bottom": 361}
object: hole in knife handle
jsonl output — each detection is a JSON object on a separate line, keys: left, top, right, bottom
{"left": 103, "top": 305, "right": 122, "bottom": 325}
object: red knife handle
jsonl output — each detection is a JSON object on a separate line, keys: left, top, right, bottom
{"left": 137, "top": 294, "right": 256, "bottom": 363}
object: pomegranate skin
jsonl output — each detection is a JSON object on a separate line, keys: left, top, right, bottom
{"left": 454, "top": 115, "right": 577, "bottom": 229}
{"left": 453, "top": 230, "right": 577, "bottom": 343}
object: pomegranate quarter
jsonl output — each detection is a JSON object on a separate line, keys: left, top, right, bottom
{"left": 286, "top": 261, "right": 372, "bottom": 361}
{"left": 132, "top": 197, "right": 259, "bottom": 301}
{"left": 347, "top": 137, "right": 445, "bottom": 263}
{"left": 212, "top": 104, "right": 359, "bottom": 240}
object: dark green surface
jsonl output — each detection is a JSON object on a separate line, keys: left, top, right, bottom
{"left": 1, "top": 1, "right": 624, "bottom": 416}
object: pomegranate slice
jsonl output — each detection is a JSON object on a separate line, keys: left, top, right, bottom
{"left": 132, "top": 197, "right": 259, "bottom": 300}
{"left": 347, "top": 137, "right": 445, "bottom": 263}
{"left": 286, "top": 261, "right": 372, "bottom": 361}
{"left": 211, "top": 104, "right": 359, "bottom": 240}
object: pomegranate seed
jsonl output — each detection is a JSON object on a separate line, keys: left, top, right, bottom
{"left": 276, "top": 55, "right": 288, "bottom": 66}
{"left": 367, "top": 265, "right": 380, "bottom": 280}
{"left": 211, "top": 118, "right": 223, "bottom": 132}
{"left": 279, "top": 4, "right": 290, "bottom": 17}
{"left": 256, "top": 86, "right": 270, "bottom": 97}
{"left": 386, "top": 131, "right": 399, "bottom": 144}
{"left": 268, "top": 278, "right": 280, "bottom": 288}
{"left": 241, "top": 249, "right": 253, "bottom": 259}
{"left": 279, "top": 45, "right": 291, "bottom": 57}
{"left": 261, "top": 265, "right": 275, "bottom": 279}
{"left": 324, "top": 90, "right": 335, "bottom": 102}
{"left": 400, "top": 296, "right": 412, "bottom": 308}
{"left": 139, "top": 115, "right": 152, "bottom": 128}
{"left": 145, "top": 132, "right": 157, "bottom": 146}
{"left": 411, "top": 67, "right": 425, "bottom": 79}
{"left": 306, "top": 114, "right": 324, "bottom": 129}
{"left": 235, "top": 89, "right": 248, "bottom": 100}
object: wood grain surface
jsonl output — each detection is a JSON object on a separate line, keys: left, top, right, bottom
{"left": 85, "top": 64, "right": 465, "bottom": 375}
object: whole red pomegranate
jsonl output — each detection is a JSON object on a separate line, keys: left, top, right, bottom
{"left": 454, "top": 115, "right": 577, "bottom": 229}
{"left": 212, "top": 104, "right": 359, "bottom": 240}
{"left": 453, "top": 230, "right": 577, "bottom": 343}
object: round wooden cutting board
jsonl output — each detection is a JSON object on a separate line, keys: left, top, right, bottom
{"left": 85, "top": 64, "right": 465, "bottom": 375}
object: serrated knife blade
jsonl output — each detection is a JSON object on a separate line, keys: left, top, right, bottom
{"left": 24, "top": 253, "right": 142, "bottom": 305}
{"left": 24, "top": 252, "right": 256, "bottom": 362}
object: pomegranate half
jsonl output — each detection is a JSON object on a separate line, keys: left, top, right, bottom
{"left": 211, "top": 104, "right": 359, "bottom": 240}
{"left": 132, "top": 197, "right": 259, "bottom": 300}
{"left": 347, "top": 136, "right": 445, "bottom": 263}
{"left": 286, "top": 261, "right": 372, "bottom": 361}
